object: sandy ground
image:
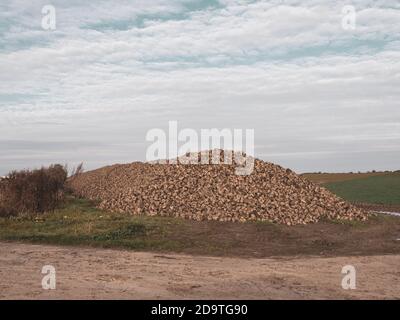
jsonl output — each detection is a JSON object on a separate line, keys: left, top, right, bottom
{"left": 0, "top": 242, "right": 399, "bottom": 299}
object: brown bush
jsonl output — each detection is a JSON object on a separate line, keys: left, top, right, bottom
{"left": 0, "top": 164, "right": 68, "bottom": 217}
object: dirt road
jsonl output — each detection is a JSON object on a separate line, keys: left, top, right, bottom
{"left": 0, "top": 242, "right": 399, "bottom": 299}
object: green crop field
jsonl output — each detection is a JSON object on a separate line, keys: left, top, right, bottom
{"left": 323, "top": 173, "right": 400, "bottom": 205}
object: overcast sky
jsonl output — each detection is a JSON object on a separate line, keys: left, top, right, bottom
{"left": 0, "top": 0, "right": 399, "bottom": 175}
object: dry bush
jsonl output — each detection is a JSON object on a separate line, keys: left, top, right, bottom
{"left": 71, "top": 163, "right": 84, "bottom": 177}
{"left": 0, "top": 164, "right": 68, "bottom": 217}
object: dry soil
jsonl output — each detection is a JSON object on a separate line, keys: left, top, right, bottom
{"left": 1, "top": 242, "right": 399, "bottom": 299}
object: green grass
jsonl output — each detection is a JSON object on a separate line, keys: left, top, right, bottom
{"left": 0, "top": 196, "right": 185, "bottom": 251}
{"left": 323, "top": 173, "right": 400, "bottom": 205}
{"left": 0, "top": 196, "right": 281, "bottom": 256}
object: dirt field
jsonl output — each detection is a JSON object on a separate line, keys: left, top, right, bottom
{"left": 0, "top": 242, "right": 399, "bottom": 299}
{"left": 301, "top": 172, "right": 388, "bottom": 184}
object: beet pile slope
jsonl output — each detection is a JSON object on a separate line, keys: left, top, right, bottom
{"left": 68, "top": 151, "right": 367, "bottom": 225}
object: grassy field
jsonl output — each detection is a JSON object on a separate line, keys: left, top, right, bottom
{"left": 0, "top": 197, "right": 185, "bottom": 252}
{"left": 1, "top": 196, "right": 400, "bottom": 257}
{"left": 321, "top": 173, "right": 400, "bottom": 205}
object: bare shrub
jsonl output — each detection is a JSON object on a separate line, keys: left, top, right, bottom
{"left": 71, "top": 163, "right": 84, "bottom": 177}
{"left": 0, "top": 164, "right": 68, "bottom": 217}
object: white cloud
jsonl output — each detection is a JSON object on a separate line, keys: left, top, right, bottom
{"left": 0, "top": 0, "right": 399, "bottom": 174}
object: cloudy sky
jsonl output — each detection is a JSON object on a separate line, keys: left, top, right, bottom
{"left": 0, "top": 0, "right": 399, "bottom": 175}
